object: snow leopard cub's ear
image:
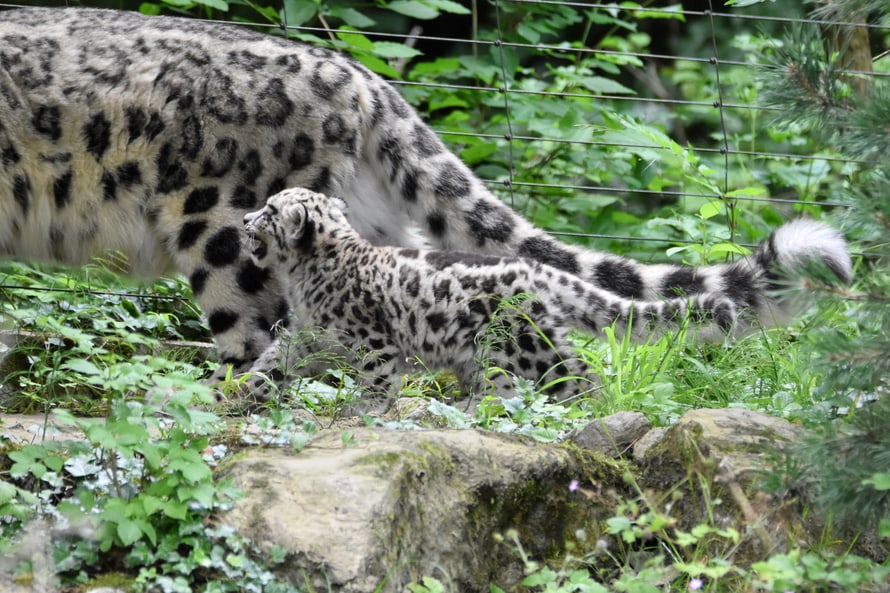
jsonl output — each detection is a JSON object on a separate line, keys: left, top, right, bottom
{"left": 282, "top": 200, "right": 315, "bottom": 252}
{"left": 282, "top": 201, "right": 308, "bottom": 234}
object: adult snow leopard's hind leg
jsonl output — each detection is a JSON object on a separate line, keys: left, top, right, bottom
{"left": 359, "top": 86, "right": 852, "bottom": 332}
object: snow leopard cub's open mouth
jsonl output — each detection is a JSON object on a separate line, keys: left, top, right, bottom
{"left": 245, "top": 230, "right": 268, "bottom": 261}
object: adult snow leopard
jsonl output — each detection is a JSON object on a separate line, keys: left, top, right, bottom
{"left": 0, "top": 7, "right": 852, "bottom": 397}
{"left": 243, "top": 188, "right": 744, "bottom": 400}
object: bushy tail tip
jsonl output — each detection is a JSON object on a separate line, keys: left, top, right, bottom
{"left": 759, "top": 219, "right": 853, "bottom": 285}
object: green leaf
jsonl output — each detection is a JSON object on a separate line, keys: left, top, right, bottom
{"left": 117, "top": 519, "right": 143, "bottom": 546}
{"left": 169, "top": 458, "right": 212, "bottom": 483}
{"left": 354, "top": 54, "right": 401, "bottom": 79}
{"left": 461, "top": 142, "right": 497, "bottom": 166}
{"left": 387, "top": 1, "right": 439, "bottom": 19}
{"left": 162, "top": 500, "right": 189, "bottom": 520}
{"left": 606, "top": 515, "right": 633, "bottom": 534}
{"left": 63, "top": 358, "right": 103, "bottom": 376}
{"left": 138, "top": 3, "right": 162, "bottom": 15}
{"left": 0, "top": 481, "right": 16, "bottom": 505}
{"left": 708, "top": 243, "right": 750, "bottom": 257}
{"left": 699, "top": 200, "right": 724, "bottom": 220}
{"left": 410, "top": 57, "right": 461, "bottom": 78}
{"left": 622, "top": 2, "right": 686, "bottom": 20}
{"left": 337, "top": 31, "right": 375, "bottom": 51}
{"left": 422, "top": 0, "right": 470, "bottom": 14}
{"left": 863, "top": 472, "right": 890, "bottom": 491}
{"left": 178, "top": 482, "right": 217, "bottom": 508}
{"left": 673, "top": 529, "right": 698, "bottom": 546}
{"left": 135, "top": 519, "right": 157, "bottom": 546}
{"left": 726, "top": 186, "right": 768, "bottom": 198}
{"left": 578, "top": 76, "right": 636, "bottom": 95}
{"left": 226, "top": 553, "right": 245, "bottom": 568}
{"left": 429, "top": 95, "right": 470, "bottom": 112}
{"left": 140, "top": 495, "right": 165, "bottom": 516}
{"left": 517, "top": 23, "right": 540, "bottom": 44}
{"left": 372, "top": 41, "right": 423, "bottom": 60}
{"left": 332, "top": 7, "right": 375, "bottom": 28}
{"left": 282, "top": 0, "right": 318, "bottom": 26}
{"left": 194, "top": 0, "right": 228, "bottom": 10}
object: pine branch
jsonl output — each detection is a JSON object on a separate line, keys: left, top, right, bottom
{"left": 759, "top": 25, "right": 853, "bottom": 135}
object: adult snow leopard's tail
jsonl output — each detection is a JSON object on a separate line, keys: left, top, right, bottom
{"left": 515, "top": 216, "right": 850, "bottom": 338}
{"left": 566, "top": 218, "right": 852, "bottom": 336}
{"left": 545, "top": 218, "right": 850, "bottom": 341}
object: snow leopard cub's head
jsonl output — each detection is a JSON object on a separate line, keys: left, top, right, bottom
{"left": 243, "top": 188, "right": 349, "bottom": 266}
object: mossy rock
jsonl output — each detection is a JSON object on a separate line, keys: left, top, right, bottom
{"left": 220, "top": 427, "right": 628, "bottom": 592}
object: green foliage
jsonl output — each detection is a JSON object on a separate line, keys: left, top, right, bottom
{"left": 0, "top": 261, "right": 208, "bottom": 414}
{"left": 471, "top": 488, "right": 889, "bottom": 593}
{"left": 1, "top": 387, "right": 300, "bottom": 592}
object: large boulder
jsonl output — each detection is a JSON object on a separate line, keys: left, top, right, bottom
{"left": 220, "top": 427, "right": 626, "bottom": 592}
{"left": 635, "top": 408, "right": 806, "bottom": 558}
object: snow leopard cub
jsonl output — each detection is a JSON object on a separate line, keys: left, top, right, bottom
{"left": 241, "top": 188, "right": 740, "bottom": 403}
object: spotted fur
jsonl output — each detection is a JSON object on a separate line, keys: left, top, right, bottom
{"left": 0, "top": 8, "right": 852, "bottom": 399}
{"left": 243, "top": 188, "right": 744, "bottom": 400}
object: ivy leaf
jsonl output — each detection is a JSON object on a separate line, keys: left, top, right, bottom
{"left": 226, "top": 554, "right": 245, "bottom": 568}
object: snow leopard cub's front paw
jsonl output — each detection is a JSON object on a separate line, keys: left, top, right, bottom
{"left": 204, "top": 365, "right": 282, "bottom": 415}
